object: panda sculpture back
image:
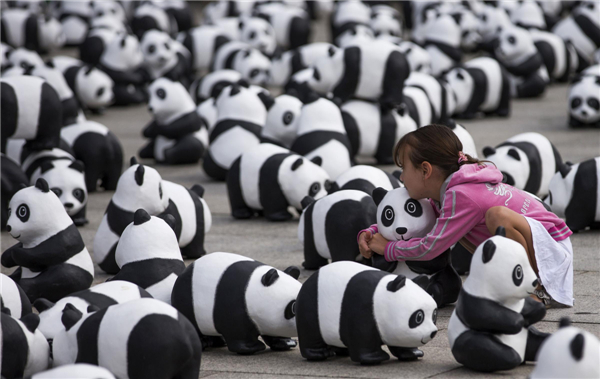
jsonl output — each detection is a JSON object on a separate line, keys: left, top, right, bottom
{"left": 0, "top": 272, "right": 32, "bottom": 319}
{"left": 296, "top": 261, "right": 438, "bottom": 364}
{"left": 28, "top": 364, "right": 116, "bottom": 379}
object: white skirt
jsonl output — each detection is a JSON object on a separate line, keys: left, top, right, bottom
{"left": 525, "top": 217, "right": 574, "bottom": 307}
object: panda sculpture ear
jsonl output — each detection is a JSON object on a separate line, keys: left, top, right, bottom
{"left": 411, "top": 275, "right": 430, "bottom": 291}
{"left": 229, "top": 84, "right": 241, "bottom": 96}
{"left": 120, "top": 37, "right": 126, "bottom": 48}
{"left": 507, "top": 148, "right": 521, "bottom": 161}
{"left": 310, "top": 156, "right": 323, "bottom": 166}
{"left": 482, "top": 240, "right": 496, "bottom": 263}
{"left": 559, "top": 317, "right": 572, "bottom": 328}
{"left": 130, "top": 156, "right": 139, "bottom": 166}
{"left": 35, "top": 178, "right": 50, "bottom": 193}
{"left": 191, "top": 184, "right": 205, "bottom": 198}
{"left": 238, "top": 21, "right": 244, "bottom": 30}
{"left": 570, "top": 334, "right": 585, "bottom": 362}
{"left": 291, "top": 158, "right": 304, "bottom": 171}
{"left": 84, "top": 66, "right": 94, "bottom": 76}
{"left": 482, "top": 146, "right": 496, "bottom": 157}
{"left": 159, "top": 213, "right": 177, "bottom": 231}
{"left": 450, "top": 12, "right": 463, "bottom": 24}
{"left": 69, "top": 160, "right": 85, "bottom": 173}
{"left": 372, "top": 187, "right": 388, "bottom": 206}
{"left": 1, "top": 305, "right": 10, "bottom": 316}
{"left": 326, "top": 181, "right": 339, "bottom": 194}
{"left": 301, "top": 196, "right": 315, "bottom": 209}
{"left": 284, "top": 266, "right": 300, "bottom": 279}
{"left": 387, "top": 275, "right": 406, "bottom": 292}
{"left": 87, "top": 305, "right": 100, "bottom": 313}
{"left": 328, "top": 46, "right": 336, "bottom": 57}
{"left": 134, "top": 165, "right": 145, "bottom": 186}
{"left": 495, "top": 226, "right": 506, "bottom": 237}
{"left": 133, "top": 209, "right": 152, "bottom": 225}
{"left": 61, "top": 303, "right": 82, "bottom": 331}
{"left": 21, "top": 313, "right": 40, "bottom": 333}
{"left": 261, "top": 268, "right": 279, "bottom": 286}
{"left": 559, "top": 164, "right": 571, "bottom": 178}
{"left": 40, "top": 161, "right": 55, "bottom": 174}
{"left": 238, "top": 79, "right": 250, "bottom": 88}
{"left": 33, "top": 298, "right": 55, "bottom": 313}
{"left": 258, "top": 92, "right": 275, "bottom": 110}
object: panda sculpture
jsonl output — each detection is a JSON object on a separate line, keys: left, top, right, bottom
{"left": 299, "top": 190, "right": 377, "bottom": 269}
{"left": 50, "top": 56, "right": 115, "bottom": 111}
{"left": 494, "top": 26, "right": 549, "bottom": 98}
{"left": 568, "top": 74, "right": 600, "bottom": 127}
{"left": 52, "top": 298, "right": 202, "bottom": 379}
{"left": 341, "top": 99, "right": 417, "bottom": 164}
{"left": 447, "top": 228, "right": 549, "bottom": 372}
{"left": 269, "top": 43, "right": 336, "bottom": 87}
{"left": 212, "top": 41, "right": 272, "bottom": 86}
{"left": 291, "top": 93, "right": 353, "bottom": 180}
{"left": 0, "top": 272, "right": 32, "bottom": 319}
{"left": 308, "top": 39, "right": 410, "bottom": 108}
{"left": 444, "top": 57, "right": 511, "bottom": 119}
{"left": 60, "top": 120, "right": 124, "bottom": 192}
{"left": 403, "top": 85, "right": 433, "bottom": 127}
{"left": 1, "top": 76, "right": 62, "bottom": 153}
{"left": 196, "top": 97, "right": 218, "bottom": 131}
{"left": 1, "top": 153, "right": 29, "bottom": 230}
{"left": 254, "top": 2, "right": 311, "bottom": 50}
{"left": 296, "top": 261, "right": 438, "bottom": 364}
{"left": 390, "top": 40, "right": 431, "bottom": 75}
{"left": 370, "top": 5, "right": 402, "bottom": 38}
{"left": 238, "top": 17, "right": 277, "bottom": 57}
{"left": 553, "top": 1, "right": 600, "bottom": 71}
{"left": 139, "top": 78, "right": 207, "bottom": 165}
{"left": 109, "top": 210, "right": 185, "bottom": 304}
{"left": 33, "top": 280, "right": 152, "bottom": 341}
{"left": 227, "top": 143, "right": 330, "bottom": 221}
{"left": 92, "top": 0, "right": 126, "bottom": 22}
{"left": 452, "top": 8, "right": 481, "bottom": 53}
{"left": 546, "top": 157, "right": 600, "bottom": 232}
{"left": 328, "top": 165, "right": 402, "bottom": 195}
{"left": 329, "top": 0, "right": 371, "bottom": 43}
{"left": 477, "top": 5, "right": 511, "bottom": 53}
{"left": 530, "top": 29, "right": 579, "bottom": 83}
{"left": 405, "top": 72, "right": 456, "bottom": 125}
{"left": 140, "top": 30, "right": 191, "bottom": 86}
{"left": 180, "top": 25, "right": 230, "bottom": 74}
{"left": 423, "top": 14, "right": 462, "bottom": 77}
{"left": 52, "top": 0, "right": 92, "bottom": 46}
{"left": 335, "top": 24, "right": 375, "bottom": 49}
{"left": 5, "top": 46, "right": 45, "bottom": 69}
{"left": 0, "top": 8, "right": 65, "bottom": 53}
{"left": 444, "top": 120, "right": 478, "bottom": 159}
{"left": 79, "top": 25, "right": 120, "bottom": 65}
{"left": 2, "top": 179, "right": 94, "bottom": 302}
{"left": 153, "top": 0, "right": 192, "bottom": 33}
{"left": 171, "top": 252, "right": 301, "bottom": 354}
{"left": 28, "top": 364, "right": 116, "bottom": 379}
{"left": 369, "top": 187, "right": 463, "bottom": 308}
{"left": 483, "top": 132, "right": 566, "bottom": 197}
{"left": 510, "top": 0, "right": 546, "bottom": 30}
{"left": 203, "top": 83, "right": 268, "bottom": 181}
{"left": 131, "top": 3, "right": 176, "bottom": 38}
{"left": 1, "top": 312, "right": 50, "bottom": 378}
{"left": 260, "top": 93, "right": 303, "bottom": 148}
{"left": 530, "top": 318, "right": 600, "bottom": 379}
{"left": 189, "top": 69, "right": 241, "bottom": 103}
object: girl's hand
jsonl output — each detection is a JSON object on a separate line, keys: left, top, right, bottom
{"left": 368, "top": 233, "right": 389, "bottom": 256}
{"left": 358, "top": 230, "right": 373, "bottom": 258}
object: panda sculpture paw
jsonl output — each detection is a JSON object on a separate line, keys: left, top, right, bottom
{"left": 262, "top": 336, "right": 297, "bottom": 351}
{"left": 232, "top": 208, "right": 255, "bottom": 219}
{"left": 388, "top": 346, "right": 424, "bottom": 361}
{"left": 331, "top": 347, "right": 349, "bottom": 356}
{"left": 303, "top": 347, "right": 335, "bottom": 361}
{"left": 138, "top": 141, "right": 155, "bottom": 159}
{"left": 228, "top": 340, "right": 266, "bottom": 355}
{"left": 264, "top": 210, "right": 293, "bottom": 222}
{"left": 201, "top": 335, "right": 226, "bottom": 349}
{"left": 356, "top": 348, "right": 390, "bottom": 365}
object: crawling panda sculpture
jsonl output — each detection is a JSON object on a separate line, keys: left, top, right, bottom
{"left": 269, "top": 43, "right": 336, "bottom": 87}
{"left": 188, "top": 69, "right": 241, "bottom": 104}
{"left": 260, "top": 93, "right": 304, "bottom": 148}
{"left": 296, "top": 261, "right": 438, "bottom": 364}
{"left": 171, "top": 252, "right": 301, "bottom": 354}
{"left": 254, "top": 2, "right": 311, "bottom": 50}
{"left": 1, "top": 179, "right": 94, "bottom": 302}
{"left": 52, "top": 298, "right": 202, "bottom": 379}
{"left": 0, "top": 272, "right": 32, "bottom": 319}
{"left": 568, "top": 74, "right": 600, "bottom": 128}
{"left": 448, "top": 228, "right": 549, "bottom": 372}
{"left": 328, "top": 165, "right": 402, "bottom": 195}
{"left": 1, "top": 312, "right": 50, "bottom": 378}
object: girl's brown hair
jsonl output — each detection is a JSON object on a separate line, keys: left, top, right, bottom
{"left": 393, "top": 124, "right": 491, "bottom": 178}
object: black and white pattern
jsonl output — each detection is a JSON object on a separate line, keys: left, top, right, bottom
{"left": 0, "top": 272, "right": 32, "bottom": 319}
{"left": 1, "top": 312, "right": 49, "bottom": 378}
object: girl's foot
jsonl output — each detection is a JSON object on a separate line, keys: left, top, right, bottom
{"left": 532, "top": 287, "right": 570, "bottom": 309}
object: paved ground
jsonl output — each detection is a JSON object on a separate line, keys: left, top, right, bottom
{"left": 2, "top": 3, "right": 600, "bottom": 378}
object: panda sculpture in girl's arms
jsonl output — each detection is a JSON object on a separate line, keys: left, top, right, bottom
{"left": 0, "top": 272, "right": 32, "bottom": 319}
{"left": 296, "top": 261, "right": 438, "bottom": 364}
{"left": 568, "top": 74, "right": 600, "bottom": 128}
{"left": 52, "top": 298, "right": 202, "bottom": 379}
{"left": 171, "top": 252, "right": 301, "bottom": 354}
{"left": 2, "top": 179, "right": 94, "bottom": 302}
{"left": 327, "top": 165, "right": 402, "bottom": 196}
{"left": 1, "top": 312, "right": 49, "bottom": 378}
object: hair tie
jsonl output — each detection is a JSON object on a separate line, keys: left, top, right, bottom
{"left": 458, "top": 151, "right": 468, "bottom": 164}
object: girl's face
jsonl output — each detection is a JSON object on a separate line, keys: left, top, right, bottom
{"left": 399, "top": 147, "right": 429, "bottom": 200}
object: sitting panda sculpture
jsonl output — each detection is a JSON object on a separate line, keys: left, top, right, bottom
{"left": 0, "top": 272, "right": 32, "bottom": 319}
{"left": 568, "top": 74, "right": 600, "bottom": 128}
{"left": 296, "top": 261, "right": 438, "bottom": 364}
{"left": 328, "top": 165, "right": 402, "bottom": 196}
{"left": 52, "top": 298, "right": 202, "bottom": 379}
{"left": 448, "top": 227, "right": 549, "bottom": 372}
{"left": 171, "top": 252, "right": 301, "bottom": 354}
{"left": 1, "top": 312, "right": 50, "bottom": 378}
{"left": 139, "top": 78, "right": 207, "bottom": 165}
{"left": 1, "top": 179, "right": 94, "bottom": 302}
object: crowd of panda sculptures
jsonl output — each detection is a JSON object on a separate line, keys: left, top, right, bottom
{"left": 1, "top": 1, "right": 599, "bottom": 378}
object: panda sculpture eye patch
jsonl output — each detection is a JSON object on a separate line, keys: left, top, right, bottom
{"left": 51, "top": 188, "right": 63, "bottom": 197}
{"left": 381, "top": 206, "right": 395, "bottom": 227}
{"left": 571, "top": 98, "right": 582, "bottom": 109}
{"left": 309, "top": 182, "right": 321, "bottom": 197}
{"left": 588, "top": 98, "right": 599, "bottom": 110}
{"left": 404, "top": 199, "right": 423, "bottom": 217}
{"left": 409, "top": 309, "right": 425, "bottom": 328}
{"left": 73, "top": 189, "right": 85, "bottom": 203}
{"left": 283, "top": 112, "right": 294, "bottom": 125}
{"left": 156, "top": 89, "right": 166, "bottom": 99}
{"left": 512, "top": 264, "right": 523, "bottom": 286}
{"left": 17, "top": 204, "right": 30, "bottom": 222}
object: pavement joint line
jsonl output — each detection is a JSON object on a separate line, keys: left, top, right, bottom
{"left": 200, "top": 369, "right": 363, "bottom": 378}
{"left": 423, "top": 366, "right": 462, "bottom": 378}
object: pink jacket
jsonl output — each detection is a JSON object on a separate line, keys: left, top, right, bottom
{"left": 360, "top": 163, "right": 572, "bottom": 262}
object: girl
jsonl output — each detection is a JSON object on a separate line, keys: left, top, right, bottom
{"left": 358, "top": 125, "right": 574, "bottom": 308}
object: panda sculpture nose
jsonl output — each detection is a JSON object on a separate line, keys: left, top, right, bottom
{"left": 64, "top": 203, "right": 74, "bottom": 209}
{"left": 430, "top": 331, "right": 437, "bottom": 339}
{"left": 396, "top": 227, "right": 407, "bottom": 235}
{"left": 532, "top": 279, "right": 539, "bottom": 287}
{"left": 6, "top": 225, "right": 11, "bottom": 232}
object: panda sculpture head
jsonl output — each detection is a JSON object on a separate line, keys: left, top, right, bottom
{"left": 262, "top": 94, "right": 303, "bottom": 148}
{"left": 569, "top": 75, "right": 600, "bottom": 125}
{"left": 38, "top": 14, "right": 67, "bottom": 52}
{"left": 494, "top": 25, "right": 537, "bottom": 67}
{"left": 308, "top": 45, "right": 342, "bottom": 95}
{"left": 545, "top": 163, "right": 574, "bottom": 218}
{"left": 5, "top": 179, "right": 73, "bottom": 246}
{"left": 239, "top": 18, "right": 277, "bottom": 56}
{"left": 510, "top": 0, "right": 546, "bottom": 30}
{"left": 453, "top": 10, "right": 481, "bottom": 51}
{"left": 148, "top": 77, "right": 196, "bottom": 125}
{"left": 140, "top": 30, "right": 178, "bottom": 73}
{"left": 7, "top": 48, "right": 45, "bottom": 70}
{"left": 215, "top": 82, "right": 268, "bottom": 125}
{"left": 370, "top": 5, "right": 402, "bottom": 38}
{"left": 101, "top": 33, "right": 144, "bottom": 71}
{"left": 477, "top": 6, "right": 511, "bottom": 42}
{"left": 444, "top": 67, "right": 474, "bottom": 114}
{"left": 112, "top": 158, "right": 169, "bottom": 214}
{"left": 482, "top": 145, "right": 528, "bottom": 189}
{"left": 92, "top": 0, "right": 126, "bottom": 22}
{"left": 396, "top": 41, "right": 431, "bottom": 74}
{"left": 372, "top": 187, "right": 436, "bottom": 242}
{"left": 75, "top": 66, "right": 114, "bottom": 110}
{"left": 234, "top": 48, "right": 271, "bottom": 86}
{"left": 282, "top": 156, "right": 331, "bottom": 210}
{"left": 465, "top": 227, "right": 539, "bottom": 303}
{"left": 336, "top": 24, "right": 375, "bottom": 48}
{"left": 30, "top": 159, "right": 87, "bottom": 219}
{"left": 530, "top": 318, "right": 600, "bottom": 379}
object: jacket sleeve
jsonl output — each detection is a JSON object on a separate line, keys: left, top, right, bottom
{"left": 385, "top": 190, "right": 483, "bottom": 262}
{"left": 357, "top": 224, "right": 378, "bottom": 243}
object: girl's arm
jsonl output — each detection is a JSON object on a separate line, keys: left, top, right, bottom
{"left": 384, "top": 190, "right": 483, "bottom": 262}
{"left": 357, "top": 224, "right": 378, "bottom": 243}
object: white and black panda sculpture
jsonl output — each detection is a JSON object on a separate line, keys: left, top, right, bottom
{"left": 423, "top": 13, "right": 462, "bottom": 77}
{"left": 296, "top": 261, "right": 438, "bottom": 364}
{"left": 482, "top": 132, "right": 566, "bottom": 197}
{"left": 1, "top": 312, "right": 50, "bottom": 378}
{"left": 238, "top": 17, "right": 277, "bottom": 57}
{"left": 52, "top": 298, "right": 202, "bottom": 379}
{"left": 329, "top": 0, "right": 371, "bottom": 43}
{"left": 477, "top": 5, "right": 512, "bottom": 53}
{"left": 530, "top": 318, "right": 600, "bottom": 379}
{"left": 227, "top": 143, "right": 330, "bottom": 221}
{"left": 335, "top": 24, "right": 375, "bottom": 49}
{"left": 109, "top": 210, "right": 185, "bottom": 304}
{"left": 188, "top": 69, "right": 241, "bottom": 104}
{"left": 546, "top": 157, "right": 600, "bottom": 232}
{"left": 0, "top": 8, "right": 65, "bottom": 53}
{"left": 341, "top": 99, "right": 417, "bottom": 164}
{"left": 448, "top": 228, "right": 549, "bottom": 372}
{"left": 1, "top": 153, "right": 29, "bottom": 230}
{"left": 444, "top": 57, "right": 511, "bottom": 119}
{"left": 5, "top": 46, "right": 45, "bottom": 69}
{"left": 553, "top": 1, "right": 600, "bottom": 71}
{"left": 33, "top": 280, "right": 152, "bottom": 341}
{"left": 211, "top": 41, "right": 272, "bottom": 86}
{"left": 291, "top": 93, "right": 353, "bottom": 180}
{"left": 254, "top": 2, "right": 311, "bottom": 50}
{"left": 139, "top": 78, "right": 207, "bottom": 164}
{"left": 131, "top": 3, "right": 176, "bottom": 38}
{"left": 370, "top": 5, "right": 402, "bottom": 38}
{"left": 60, "top": 120, "right": 123, "bottom": 192}
{"left": 1, "top": 76, "right": 62, "bottom": 153}
{"left": 203, "top": 82, "right": 268, "bottom": 181}
{"left": 269, "top": 43, "right": 336, "bottom": 87}
{"left": 402, "top": 85, "right": 433, "bottom": 127}
{"left": 140, "top": 29, "right": 191, "bottom": 86}
{"left": 51, "top": 0, "right": 92, "bottom": 46}
{"left": 530, "top": 29, "right": 579, "bottom": 83}
{"left": 260, "top": 93, "right": 304, "bottom": 148}
{"left": 404, "top": 72, "right": 456, "bottom": 125}
{"left": 568, "top": 74, "right": 600, "bottom": 127}
{"left": 0, "top": 272, "right": 32, "bottom": 319}
{"left": 308, "top": 39, "right": 410, "bottom": 108}
{"left": 328, "top": 165, "right": 402, "bottom": 195}
{"left": 180, "top": 25, "right": 230, "bottom": 74}
{"left": 298, "top": 190, "right": 377, "bottom": 269}
{"left": 171, "top": 252, "right": 301, "bottom": 353}
{"left": 29, "top": 364, "right": 116, "bottom": 379}
{"left": 1, "top": 179, "right": 94, "bottom": 302}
